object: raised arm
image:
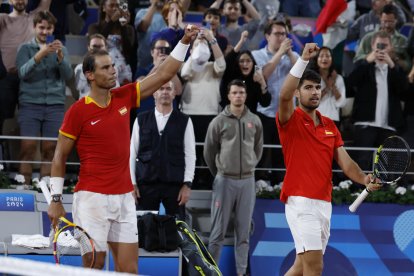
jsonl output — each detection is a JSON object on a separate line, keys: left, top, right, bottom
{"left": 262, "top": 38, "right": 293, "bottom": 80}
{"left": 278, "top": 43, "right": 318, "bottom": 125}
{"left": 210, "top": 0, "right": 224, "bottom": 9}
{"left": 241, "top": 0, "right": 260, "bottom": 20}
{"left": 139, "top": 25, "right": 198, "bottom": 99}
{"left": 136, "top": 0, "right": 158, "bottom": 32}
{"left": 35, "top": 0, "right": 52, "bottom": 11}
{"left": 234, "top": 30, "right": 248, "bottom": 53}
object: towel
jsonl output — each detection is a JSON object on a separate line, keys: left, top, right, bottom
{"left": 11, "top": 234, "right": 50, "bottom": 249}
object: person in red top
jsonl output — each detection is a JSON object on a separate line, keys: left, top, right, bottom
{"left": 47, "top": 26, "right": 199, "bottom": 273}
{"left": 276, "top": 43, "right": 381, "bottom": 276}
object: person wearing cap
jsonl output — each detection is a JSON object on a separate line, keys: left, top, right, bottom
{"left": 180, "top": 28, "right": 226, "bottom": 189}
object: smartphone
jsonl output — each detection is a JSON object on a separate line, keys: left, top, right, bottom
{"left": 46, "top": 34, "right": 54, "bottom": 44}
{"left": 255, "top": 65, "right": 262, "bottom": 74}
{"left": 202, "top": 21, "right": 211, "bottom": 30}
{"left": 377, "top": 42, "right": 386, "bottom": 50}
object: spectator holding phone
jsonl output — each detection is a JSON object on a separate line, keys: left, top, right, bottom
{"left": 89, "top": 0, "right": 135, "bottom": 84}
{"left": 16, "top": 10, "right": 72, "bottom": 185}
{"left": 0, "top": 0, "right": 51, "bottom": 136}
{"left": 347, "top": 31, "right": 408, "bottom": 170}
{"left": 202, "top": 8, "right": 228, "bottom": 54}
{"left": 353, "top": 4, "right": 410, "bottom": 72}
{"left": 180, "top": 28, "right": 226, "bottom": 189}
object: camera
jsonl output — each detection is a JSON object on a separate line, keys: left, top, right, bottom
{"left": 119, "top": 0, "right": 128, "bottom": 11}
{"left": 377, "top": 43, "right": 386, "bottom": 50}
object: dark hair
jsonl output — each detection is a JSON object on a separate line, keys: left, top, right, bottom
{"left": 235, "top": 50, "right": 257, "bottom": 78}
{"left": 87, "top": 33, "right": 107, "bottom": 47}
{"left": 82, "top": 49, "right": 110, "bottom": 75}
{"left": 271, "top": 13, "right": 292, "bottom": 32}
{"left": 264, "top": 20, "right": 287, "bottom": 35}
{"left": 203, "top": 8, "right": 221, "bottom": 19}
{"left": 227, "top": 79, "right": 246, "bottom": 94}
{"left": 98, "top": 0, "right": 109, "bottom": 24}
{"left": 298, "top": 70, "right": 321, "bottom": 89}
{"left": 309, "top": 46, "right": 335, "bottom": 78}
{"left": 381, "top": 3, "right": 398, "bottom": 17}
{"left": 224, "top": 0, "right": 240, "bottom": 6}
{"left": 33, "top": 10, "right": 57, "bottom": 26}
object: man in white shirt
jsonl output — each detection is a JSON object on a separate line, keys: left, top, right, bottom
{"left": 129, "top": 80, "right": 196, "bottom": 219}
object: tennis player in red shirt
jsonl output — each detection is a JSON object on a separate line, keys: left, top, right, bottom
{"left": 47, "top": 26, "right": 199, "bottom": 273}
{"left": 277, "top": 43, "right": 381, "bottom": 276}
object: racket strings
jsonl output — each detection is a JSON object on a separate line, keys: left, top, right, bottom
{"left": 55, "top": 227, "right": 94, "bottom": 262}
{"left": 376, "top": 138, "right": 410, "bottom": 182}
{"left": 74, "top": 228, "right": 94, "bottom": 256}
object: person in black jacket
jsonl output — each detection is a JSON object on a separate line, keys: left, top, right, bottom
{"left": 347, "top": 31, "right": 407, "bottom": 170}
{"left": 129, "top": 80, "right": 196, "bottom": 220}
{"left": 220, "top": 30, "right": 271, "bottom": 114}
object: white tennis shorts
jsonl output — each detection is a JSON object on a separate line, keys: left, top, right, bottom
{"left": 285, "top": 196, "right": 332, "bottom": 254}
{"left": 72, "top": 191, "right": 138, "bottom": 253}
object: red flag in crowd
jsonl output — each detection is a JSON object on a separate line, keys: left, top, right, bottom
{"left": 315, "top": 0, "right": 348, "bottom": 34}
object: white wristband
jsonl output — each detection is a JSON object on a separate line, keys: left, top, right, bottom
{"left": 50, "top": 177, "right": 64, "bottom": 195}
{"left": 289, "top": 58, "right": 309, "bottom": 79}
{"left": 170, "top": 41, "right": 190, "bottom": 62}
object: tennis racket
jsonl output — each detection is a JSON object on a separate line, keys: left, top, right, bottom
{"left": 53, "top": 216, "right": 96, "bottom": 268}
{"left": 39, "top": 180, "right": 96, "bottom": 267}
{"left": 349, "top": 136, "right": 411, "bottom": 212}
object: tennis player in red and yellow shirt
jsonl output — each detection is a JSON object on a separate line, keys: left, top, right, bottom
{"left": 47, "top": 26, "right": 199, "bottom": 273}
{"left": 276, "top": 43, "right": 381, "bottom": 276}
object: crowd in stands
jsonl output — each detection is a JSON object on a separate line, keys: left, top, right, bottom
{"left": 0, "top": 0, "right": 414, "bottom": 188}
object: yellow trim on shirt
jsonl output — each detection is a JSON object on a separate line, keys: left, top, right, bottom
{"left": 136, "top": 81, "right": 141, "bottom": 108}
{"left": 84, "top": 95, "right": 111, "bottom": 108}
{"left": 59, "top": 130, "right": 77, "bottom": 140}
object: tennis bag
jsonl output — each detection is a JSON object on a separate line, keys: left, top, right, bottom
{"left": 176, "top": 220, "right": 222, "bottom": 276}
{"left": 138, "top": 213, "right": 179, "bottom": 252}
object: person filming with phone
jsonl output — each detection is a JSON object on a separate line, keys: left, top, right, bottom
{"left": 347, "top": 31, "right": 408, "bottom": 171}
{"left": 15, "top": 10, "right": 72, "bottom": 186}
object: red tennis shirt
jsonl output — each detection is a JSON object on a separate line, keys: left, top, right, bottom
{"left": 60, "top": 82, "right": 140, "bottom": 194}
{"left": 276, "top": 108, "right": 344, "bottom": 203}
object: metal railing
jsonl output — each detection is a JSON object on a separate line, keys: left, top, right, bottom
{"left": 1, "top": 135, "right": 413, "bottom": 176}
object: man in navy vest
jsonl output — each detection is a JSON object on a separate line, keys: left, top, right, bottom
{"left": 129, "top": 80, "right": 196, "bottom": 219}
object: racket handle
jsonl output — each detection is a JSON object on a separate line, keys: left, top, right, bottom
{"left": 39, "top": 180, "right": 51, "bottom": 205}
{"left": 349, "top": 188, "right": 370, "bottom": 213}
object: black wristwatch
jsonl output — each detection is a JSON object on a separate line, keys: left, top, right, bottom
{"left": 183, "top": 181, "right": 192, "bottom": 188}
{"left": 52, "top": 194, "right": 63, "bottom": 203}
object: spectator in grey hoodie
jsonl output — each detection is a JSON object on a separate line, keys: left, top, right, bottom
{"left": 204, "top": 79, "right": 263, "bottom": 276}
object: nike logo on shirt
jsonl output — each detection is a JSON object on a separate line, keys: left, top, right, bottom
{"left": 91, "top": 120, "right": 101, "bottom": 125}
